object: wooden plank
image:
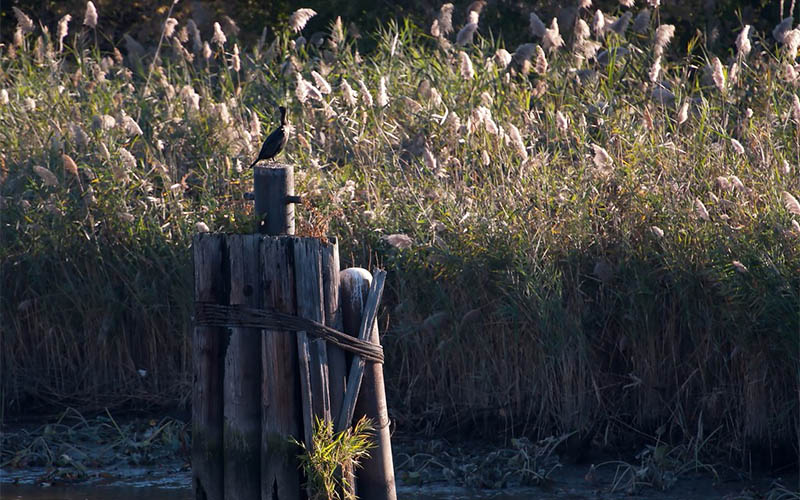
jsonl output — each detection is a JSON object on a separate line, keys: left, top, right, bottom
{"left": 224, "top": 234, "right": 262, "bottom": 500}
{"left": 339, "top": 268, "right": 397, "bottom": 500}
{"left": 192, "top": 233, "right": 227, "bottom": 500}
{"left": 335, "top": 269, "right": 386, "bottom": 433}
{"left": 294, "top": 238, "right": 331, "bottom": 439}
{"left": 321, "top": 238, "right": 353, "bottom": 500}
{"left": 321, "top": 238, "right": 346, "bottom": 420}
{"left": 261, "top": 236, "right": 301, "bottom": 500}
{"left": 254, "top": 164, "right": 295, "bottom": 235}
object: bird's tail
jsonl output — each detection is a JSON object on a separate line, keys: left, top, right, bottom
{"left": 249, "top": 160, "right": 258, "bottom": 168}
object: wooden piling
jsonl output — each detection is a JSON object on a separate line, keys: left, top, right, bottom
{"left": 192, "top": 233, "right": 227, "bottom": 500}
{"left": 261, "top": 237, "right": 301, "bottom": 500}
{"left": 339, "top": 268, "right": 397, "bottom": 500}
{"left": 224, "top": 235, "right": 262, "bottom": 500}
{"left": 294, "top": 238, "right": 332, "bottom": 435}
{"left": 322, "top": 239, "right": 346, "bottom": 422}
{"left": 254, "top": 164, "right": 295, "bottom": 235}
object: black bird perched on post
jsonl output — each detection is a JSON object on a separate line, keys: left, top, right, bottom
{"left": 250, "top": 106, "right": 288, "bottom": 168}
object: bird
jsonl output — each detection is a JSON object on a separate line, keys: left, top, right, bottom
{"left": 250, "top": 106, "right": 288, "bottom": 168}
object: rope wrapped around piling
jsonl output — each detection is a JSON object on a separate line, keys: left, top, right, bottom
{"left": 194, "top": 302, "right": 384, "bottom": 363}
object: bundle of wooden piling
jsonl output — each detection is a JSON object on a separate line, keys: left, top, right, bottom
{"left": 191, "top": 164, "right": 395, "bottom": 500}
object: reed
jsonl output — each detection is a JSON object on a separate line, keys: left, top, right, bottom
{"left": 2, "top": 2, "right": 799, "bottom": 466}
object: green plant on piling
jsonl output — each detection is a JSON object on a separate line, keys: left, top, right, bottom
{"left": 292, "top": 416, "right": 375, "bottom": 500}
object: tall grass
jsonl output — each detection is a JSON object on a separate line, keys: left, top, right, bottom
{"left": 2, "top": 2, "right": 799, "bottom": 463}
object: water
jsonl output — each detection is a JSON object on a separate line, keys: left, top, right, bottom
{"left": 1, "top": 464, "right": 789, "bottom": 499}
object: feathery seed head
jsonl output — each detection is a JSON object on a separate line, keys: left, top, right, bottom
{"left": 593, "top": 10, "right": 605, "bottom": 37}
{"left": 773, "top": 17, "right": 793, "bottom": 43}
{"left": 83, "top": 1, "right": 98, "bottom": 28}
{"left": 694, "top": 198, "right": 710, "bottom": 221}
{"left": 459, "top": 51, "right": 475, "bottom": 79}
{"left": 711, "top": 57, "right": 725, "bottom": 92}
{"left": 529, "top": 12, "right": 546, "bottom": 37}
{"left": 736, "top": 25, "right": 752, "bottom": 58}
{"left": 57, "top": 14, "right": 71, "bottom": 52}
{"left": 358, "top": 79, "right": 373, "bottom": 107}
{"left": 212, "top": 22, "right": 226, "bottom": 47}
{"left": 289, "top": 8, "right": 317, "bottom": 33}
{"left": 654, "top": 24, "right": 675, "bottom": 57}
{"left": 164, "top": 18, "right": 178, "bottom": 38}
{"left": 535, "top": 45, "right": 548, "bottom": 74}
{"left": 543, "top": 18, "right": 564, "bottom": 51}
{"left": 13, "top": 7, "right": 35, "bottom": 34}
{"left": 495, "top": 48, "right": 512, "bottom": 69}
{"left": 456, "top": 23, "right": 478, "bottom": 46}
{"left": 730, "top": 138, "right": 744, "bottom": 154}
{"left": 438, "top": 3, "right": 454, "bottom": 35}
{"left": 377, "top": 76, "right": 389, "bottom": 107}
{"left": 677, "top": 100, "right": 689, "bottom": 124}
{"left": 782, "top": 191, "right": 800, "bottom": 215}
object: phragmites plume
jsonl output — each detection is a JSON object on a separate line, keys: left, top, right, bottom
{"left": 535, "top": 45, "right": 548, "bottom": 74}
{"left": 33, "top": 165, "right": 58, "bottom": 187}
{"left": 792, "top": 93, "right": 800, "bottom": 123}
{"left": 579, "top": 0, "right": 592, "bottom": 8}
{"left": 677, "top": 100, "right": 689, "bottom": 124}
{"left": 593, "top": 10, "right": 605, "bottom": 37}
{"left": 467, "top": 10, "right": 479, "bottom": 25}
{"left": 311, "top": 71, "right": 331, "bottom": 94}
{"left": 384, "top": 234, "right": 413, "bottom": 249}
{"left": 649, "top": 56, "right": 661, "bottom": 82}
{"left": 609, "top": 11, "right": 632, "bottom": 35}
{"left": 653, "top": 24, "right": 675, "bottom": 57}
{"left": 730, "top": 138, "right": 744, "bottom": 155}
{"left": 57, "top": 14, "right": 71, "bottom": 52}
{"left": 430, "top": 19, "right": 441, "bottom": 37}
{"left": 377, "top": 76, "right": 389, "bottom": 107}
{"left": 122, "top": 114, "right": 143, "bottom": 136}
{"left": 202, "top": 41, "right": 212, "bottom": 60}
{"left": 633, "top": 8, "right": 650, "bottom": 33}
{"left": 784, "top": 63, "right": 798, "bottom": 84}
{"left": 783, "top": 29, "right": 800, "bottom": 59}
{"left": 289, "top": 8, "right": 317, "bottom": 33}
{"left": 507, "top": 123, "right": 528, "bottom": 160}
{"left": 529, "top": 12, "right": 546, "bottom": 37}
{"left": 83, "top": 1, "right": 98, "bottom": 28}
{"left": 543, "top": 18, "right": 564, "bottom": 52}
{"left": 438, "top": 3, "right": 454, "bottom": 36}
{"left": 231, "top": 43, "right": 241, "bottom": 72}
{"left": 494, "top": 48, "right": 512, "bottom": 69}
{"left": 694, "top": 198, "right": 710, "bottom": 221}
{"left": 556, "top": 110, "right": 569, "bottom": 133}
{"left": 358, "top": 79, "right": 373, "bottom": 107}
{"left": 620, "top": 0, "right": 635, "bottom": 6}
{"left": 773, "top": 17, "right": 793, "bottom": 43}
{"left": 575, "top": 18, "right": 590, "bottom": 41}
{"left": 187, "top": 19, "right": 202, "bottom": 53}
{"left": 456, "top": 23, "right": 478, "bottom": 46}
{"left": 212, "top": 22, "right": 227, "bottom": 47}
{"left": 736, "top": 25, "right": 752, "bottom": 58}
{"left": 13, "top": 7, "right": 34, "bottom": 34}
{"left": 782, "top": 191, "right": 800, "bottom": 216}
{"left": 647, "top": 0, "right": 660, "bottom": 7}
{"left": 459, "top": 51, "right": 475, "bottom": 79}
{"left": 651, "top": 225, "right": 664, "bottom": 238}
{"left": 711, "top": 57, "right": 725, "bottom": 92}
{"left": 592, "top": 144, "right": 613, "bottom": 168}
{"left": 423, "top": 148, "right": 437, "bottom": 171}
{"left": 164, "top": 18, "right": 179, "bottom": 38}
{"left": 0, "top": 89, "right": 9, "bottom": 106}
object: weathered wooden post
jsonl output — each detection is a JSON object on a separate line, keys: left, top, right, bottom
{"left": 340, "top": 268, "right": 397, "bottom": 500}
{"left": 193, "top": 234, "right": 226, "bottom": 500}
{"left": 260, "top": 236, "right": 301, "bottom": 500}
{"left": 255, "top": 163, "right": 303, "bottom": 500}
{"left": 225, "top": 235, "right": 263, "bottom": 500}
